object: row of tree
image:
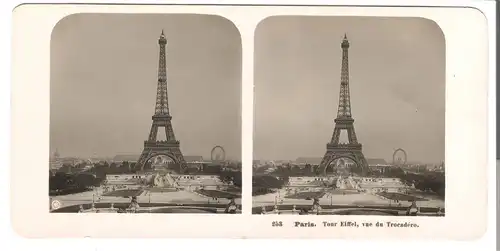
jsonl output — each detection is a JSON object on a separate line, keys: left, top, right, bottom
{"left": 365, "top": 167, "right": 445, "bottom": 198}
{"left": 57, "top": 161, "right": 241, "bottom": 178}
{"left": 398, "top": 172, "right": 445, "bottom": 198}
{"left": 256, "top": 163, "right": 363, "bottom": 177}
{"left": 252, "top": 175, "right": 288, "bottom": 196}
{"left": 254, "top": 164, "right": 323, "bottom": 176}
{"left": 219, "top": 170, "right": 242, "bottom": 187}
{"left": 252, "top": 164, "right": 445, "bottom": 198}
{"left": 49, "top": 171, "right": 104, "bottom": 195}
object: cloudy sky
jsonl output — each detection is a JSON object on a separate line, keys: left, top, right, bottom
{"left": 50, "top": 14, "right": 241, "bottom": 160}
{"left": 253, "top": 16, "right": 445, "bottom": 164}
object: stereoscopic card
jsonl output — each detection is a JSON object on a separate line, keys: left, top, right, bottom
{"left": 10, "top": 3, "right": 492, "bottom": 239}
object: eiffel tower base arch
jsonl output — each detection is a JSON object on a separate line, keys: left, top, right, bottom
{"left": 319, "top": 149, "right": 369, "bottom": 176}
{"left": 135, "top": 141, "right": 188, "bottom": 172}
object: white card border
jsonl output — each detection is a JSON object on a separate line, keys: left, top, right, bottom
{"left": 9, "top": 2, "right": 495, "bottom": 242}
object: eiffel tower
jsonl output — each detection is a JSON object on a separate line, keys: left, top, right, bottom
{"left": 318, "top": 34, "right": 369, "bottom": 175}
{"left": 135, "top": 30, "right": 188, "bottom": 172}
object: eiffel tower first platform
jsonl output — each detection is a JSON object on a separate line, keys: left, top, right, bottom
{"left": 318, "top": 34, "right": 369, "bottom": 176}
{"left": 135, "top": 31, "right": 188, "bottom": 172}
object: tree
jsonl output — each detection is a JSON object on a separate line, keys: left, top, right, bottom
{"left": 119, "top": 161, "right": 131, "bottom": 173}
{"left": 49, "top": 172, "right": 73, "bottom": 191}
{"left": 109, "top": 162, "right": 118, "bottom": 173}
{"left": 313, "top": 165, "right": 321, "bottom": 175}
{"left": 129, "top": 162, "right": 139, "bottom": 173}
{"left": 76, "top": 162, "right": 87, "bottom": 169}
{"left": 392, "top": 171, "right": 445, "bottom": 199}
{"left": 219, "top": 170, "right": 242, "bottom": 187}
{"left": 59, "top": 164, "right": 73, "bottom": 173}
{"left": 93, "top": 176, "right": 105, "bottom": 187}
{"left": 73, "top": 173, "right": 97, "bottom": 189}
{"left": 232, "top": 173, "right": 242, "bottom": 187}
{"left": 91, "top": 164, "right": 107, "bottom": 179}
{"left": 253, "top": 175, "right": 285, "bottom": 190}
{"left": 49, "top": 175, "right": 62, "bottom": 191}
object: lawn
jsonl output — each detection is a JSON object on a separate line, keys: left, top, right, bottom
{"left": 224, "top": 187, "right": 242, "bottom": 194}
{"left": 196, "top": 189, "right": 241, "bottom": 199}
{"left": 377, "top": 192, "right": 428, "bottom": 201}
{"left": 285, "top": 191, "right": 326, "bottom": 200}
{"left": 252, "top": 187, "right": 275, "bottom": 196}
{"left": 102, "top": 189, "right": 144, "bottom": 197}
{"left": 144, "top": 187, "right": 178, "bottom": 193}
{"left": 326, "top": 189, "right": 360, "bottom": 195}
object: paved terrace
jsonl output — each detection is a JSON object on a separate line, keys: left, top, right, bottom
{"left": 252, "top": 188, "right": 444, "bottom": 209}
{"left": 51, "top": 186, "right": 241, "bottom": 210}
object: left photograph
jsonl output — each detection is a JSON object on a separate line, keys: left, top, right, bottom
{"left": 49, "top": 14, "right": 242, "bottom": 214}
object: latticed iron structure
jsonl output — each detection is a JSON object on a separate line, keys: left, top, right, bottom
{"left": 135, "top": 31, "right": 188, "bottom": 172}
{"left": 319, "top": 34, "right": 369, "bottom": 175}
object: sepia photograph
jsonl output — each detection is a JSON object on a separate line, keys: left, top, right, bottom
{"left": 48, "top": 13, "right": 242, "bottom": 214}
{"left": 252, "top": 16, "right": 446, "bottom": 216}
{"left": 11, "top": 3, "right": 490, "bottom": 239}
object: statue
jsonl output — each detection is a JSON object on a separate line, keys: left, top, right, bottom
{"left": 406, "top": 200, "right": 418, "bottom": 216}
{"left": 311, "top": 198, "right": 322, "bottom": 215}
{"left": 224, "top": 198, "right": 238, "bottom": 214}
{"left": 437, "top": 207, "right": 444, "bottom": 216}
{"left": 299, "top": 208, "right": 309, "bottom": 215}
{"left": 128, "top": 196, "right": 140, "bottom": 213}
{"left": 261, "top": 206, "right": 267, "bottom": 215}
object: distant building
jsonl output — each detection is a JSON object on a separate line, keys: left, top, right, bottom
{"left": 358, "top": 177, "right": 407, "bottom": 193}
{"left": 288, "top": 176, "right": 334, "bottom": 186}
{"left": 184, "top": 155, "right": 204, "bottom": 163}
{"left": 366, "top": 158, "right": 391, "bottom": 167}
{"left": 426, "top": 162, "right": 445, "bottom": 172}
{"left": 366, "top": 158, "right": 400, "bottom": 174}
{"left": 184, "top": 155, "right": 205, "bottom": 170}
{"left": 366, "top": 158, "right": 392, "bottom": 171}
{"left": 295, "top": 157, "right": 322, "bottom": 165}
{"left": 436, "top": 161, "right": 445, "bottom": 172}
{"left": 60, "top": 157, "right": 84, "bottom": 166}
{"left": 105, "top": 173, "right": 226, "bottom": 190}
{"left": 112, "top": 154, "right": 207, "bottom": 169}
{"left": 49, "top": 149, "right": 63, "bottom": 170}
{"left": 112, "top": 154, "right": 140, "bottom": 164}
{"left": 293, "top": 157, "right": 391, "bottom": 167}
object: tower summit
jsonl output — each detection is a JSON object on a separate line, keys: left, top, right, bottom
{"left": 135, "top": 31, "right": 188, "bottom": 172}
{"left": 155, "top": 29, "right": 169, "bottom": 115}
{"left": 337, "top": 33, "right": 352, "bottom": 119}
{"left": 318, "top": 35, "right": 369, "bottom": 175}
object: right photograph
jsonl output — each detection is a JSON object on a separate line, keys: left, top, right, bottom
{"left": 252, "top": 16, "right": 445, "bottom": 216}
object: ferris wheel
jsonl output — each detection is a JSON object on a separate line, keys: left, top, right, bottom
{"left": 211, "top": 145, "right": 226, "bottom": 162}
{"left": 392, "top": 148, "right": 408, "bottom": 166}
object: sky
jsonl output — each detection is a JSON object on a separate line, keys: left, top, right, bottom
{"left": 253, "top": 16, "right": 445, "bottom": 164}
{"left": 50, "top": 14, "right": 242, "bottom": 160}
